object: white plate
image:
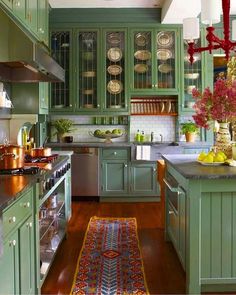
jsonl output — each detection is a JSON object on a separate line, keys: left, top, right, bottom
{"left": 107, "top": 80, "right": 123, "bottom": 94}
{"left": 134, "top": 50, "right": 151, "bottom": 61}
{"left": 157, "top": 49, "right": 172, "bottom": 60}
{"left": 134, "top": 63, "right": 149, "bottom": 74}
{"left": 184, "top": 73, "right": 199, "bottom": 79}
{"left": 197, "top": 160, "right": 224, "bottom": 166}
{"left": 107, "top": 48, "right": 122, "bottom": 62}
{"left": 157, "top": 32, "right": 173, "bottom": 48}
{"left": 158, "top": 63, "right": 172, "bottom": 73}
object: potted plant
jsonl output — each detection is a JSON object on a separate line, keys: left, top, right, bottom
{"left": 181, "top": 121, "right": 199, "bottom": 142}
{"left": 53, "top": 119, "right": 75, "bottom": 142}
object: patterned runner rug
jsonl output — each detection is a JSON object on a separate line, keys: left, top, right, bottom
{"left": 70, "top": 216, "right": 149, "bottom": 295}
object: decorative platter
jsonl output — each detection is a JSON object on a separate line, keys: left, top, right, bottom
{"left": 135, "top": 33, "right": 148, "bottom": 47}
{"left": 107, "top": 33, "right": 121, "bottom": 45}
{"left": 134, "top": 63, "right": 149, "bottom": 74}
{"left": 89, "top": 131, "right": 125, "bottom": 143}
{"left": 134, "top": 50, "right": 151, "bottom": 61}
{"left": 157, "top": 49, "right": 172, "bottom": 60}
{"left": 107, "top": 80, "right": 123, "bottom": 94}
{"left": 157, "top": 32, "right": 173, "bottom": 48}
{"left": 158, "top": 63, "right": 172, "bottom": 73}
{"left": 107, "top": 47, "right": 122, "bottom": 62}
{"left": 197, "top": 160, "right": 224, "bottom": 166}
{"left": 107, "top": 65, "right": 123, "bottom": 76}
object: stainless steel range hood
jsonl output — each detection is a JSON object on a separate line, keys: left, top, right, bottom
{"left": 0, "top": 9, "right": 65, "bottom": 83}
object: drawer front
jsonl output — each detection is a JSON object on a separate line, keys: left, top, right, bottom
{"left": 3, "top": 188, "right": 33, "bottom": 237}
{"left": 102, "top": 148, "right": 129, "bottom": 160}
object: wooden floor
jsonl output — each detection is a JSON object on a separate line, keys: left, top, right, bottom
{"left": 41, "top": 201, "right": 187, "bottom": 295}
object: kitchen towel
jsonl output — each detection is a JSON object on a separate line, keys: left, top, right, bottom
{"left": 135, "top": 145, "right": 151, "bottom": 160}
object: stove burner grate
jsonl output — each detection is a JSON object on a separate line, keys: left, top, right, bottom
{"left": 25, "top": 154, "right": 59, "bottom": 164}
{"left": 0, "top": 166, "right": 40, "bottom": 175}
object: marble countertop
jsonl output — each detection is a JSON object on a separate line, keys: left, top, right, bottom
{"left": 162, "top": 154, "right": 236, "bottom": 179}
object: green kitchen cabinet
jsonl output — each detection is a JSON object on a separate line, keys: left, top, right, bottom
{"left": 0, "top": 231, "right": 19, "bottom": 295}
{"left": 26, "top": 0, "right": 38, "bottom": 35}
{"left": 130, "top": 28, "right": 179, "bottom": 95}
{"left": 100, "top": 148, "right": 160, "bottom": 201}
{"left": 130, "top": 162, "right": 159, "bottom": 196}
{"left": 12, "top": 0, "right": 26, "bottom": 24}
{"left": 50, "top": 29, "right": 73, "bottom": 112}
{"left": 75, "top": 29, "right": 101, "bottom": 112}
{"left": 37, "top": 0, "right": 48, "bottom": 45}
{"left": 102, "top": 29, "right": 128, "bottom": 112}
{"left": 0, "top": 187, "right": 35, "bottom": 295}
{"left": 11, "top": 82, "right": 49, "bottom": 114}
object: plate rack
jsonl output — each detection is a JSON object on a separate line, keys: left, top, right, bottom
{"left": 131, "top": 97, "right": 178, "bottom": 116}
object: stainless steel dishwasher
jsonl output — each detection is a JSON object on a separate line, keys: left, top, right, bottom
{"left": 71, "top": 147, "right": 99, "bottom": 197}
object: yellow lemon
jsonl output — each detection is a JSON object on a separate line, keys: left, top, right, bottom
{"left": 213, "top": 154, "right": 225, "bottom": 162}
{"left": 217, "top": 151, "right": 227, "bottom": 160}
{"left": 198, "top": 152, "right": 207, "bottom": 161}
{"left": 202, "top": 154, "right": 214, "bottom": 163}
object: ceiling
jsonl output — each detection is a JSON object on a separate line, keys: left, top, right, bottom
{"left": 49, "top": 0, "right": 236, "bottom": 24}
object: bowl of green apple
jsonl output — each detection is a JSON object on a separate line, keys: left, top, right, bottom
{"left": 89, "top": 129, "right": 125, "bottom": 143}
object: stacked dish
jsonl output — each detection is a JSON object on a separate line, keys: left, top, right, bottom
{"left": 82, "top": 71, "right": 96, "bottom": 77}
{"left": 158, "top": 63, "right": 172, "bottom": 73}
{"left": 134, "top": 50, "right": 151, "bottom": 61}
{"left": 107, "top": 33, "right": 121, "bottom": 45}
{"left": 107, "top": 65, "right": 122, "bottom": 76}
{"left": 107, "top": 48, "right": 122, "bottom": 62}
{"left": 184, "top": 73, "right": 199, "bottom": 79}
{"left": 157, "top": 49, "right": 172, "bottom": 60}
{"left": 157, "top": 32, "right": 173, "bottom": 48}
{"left": 134, "top": 64, "right": 148, "bottom": 74}
{"left": 135, "top": 33, "right": 148, "bottom": 47}
{"left": 107, "top": 80, "right": 123, "bottom": 94}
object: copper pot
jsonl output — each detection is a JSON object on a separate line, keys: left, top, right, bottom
{"left": 0, "top": 144, "right": 25, "bottom": 169}
{"left": 30, "top": 147, "right": 52, "bottom": 158}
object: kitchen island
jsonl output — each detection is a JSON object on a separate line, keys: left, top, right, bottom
{"left": 163, "top": 154, "right": 236, "bottom": 294}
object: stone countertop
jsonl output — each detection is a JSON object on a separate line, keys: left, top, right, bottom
{"left": 0, "top": 156, "right": 69, "bottom": 212}
{"left": 47, "top": 142, "right": 133, "bottom": 148}
{"left": 162, "top": 154, "right": 236, "bottom": 179}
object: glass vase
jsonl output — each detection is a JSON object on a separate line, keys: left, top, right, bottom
{"left": 215, "top": 122, "right": 232, "bottom": 158}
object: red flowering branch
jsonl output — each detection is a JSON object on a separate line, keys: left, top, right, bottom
{"left": 192, "top": 78, "right": 236, "bottom": 129}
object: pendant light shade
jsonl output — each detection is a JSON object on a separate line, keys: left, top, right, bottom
{"left": 183, "top": 18, "right": 200, "bottom": 40}
{"left": 201, "top": 0, "right": 221, "bottom": 25}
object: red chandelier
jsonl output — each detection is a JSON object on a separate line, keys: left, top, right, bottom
{"left": 183, "top": 0, "right": 236, "bottom": 64}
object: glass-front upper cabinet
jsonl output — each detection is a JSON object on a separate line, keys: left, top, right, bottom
{"left": 103, "top": 29, "right": 128, "bottom": 112}
{"left": 130, "top": 28, "right": 178, "bottom": 94}
{"left": 182, "top": 38, "right": 202, "bottom": 112}
{"left": 76, "top": 30, "right": 100, "bottom": 111}
{"left": 50, "top": 30, "right": 72, "bottom": 112}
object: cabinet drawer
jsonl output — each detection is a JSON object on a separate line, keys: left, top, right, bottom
{"left": 102, "top": 148, "right": 129, "bottom": 160}
{"left": 3, "top": 188, "right": 33, "bottom": 238}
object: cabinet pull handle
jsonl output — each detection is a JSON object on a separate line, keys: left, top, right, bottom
{"left": 9, "top": 240, "right": 16, "bottom": 247}
{"left": 23, "top": 202, "right": 30, "bottom": 208}
{"left": 124, "top": 164, "right": 128, "bottom": 168}
{"left": 97, "top": 104, "right": 100, "bottom": 107}
{"left": 163, "top": 178, "right": 182, "bottom": 195}
{"left": 168, "top": 210, "right": 174, "bottom": 215}
{"left": 9, "top": 216, "right": 16, "bottom": 223}
{"left": 153, "top": 168, "right": 156, "bottom": 172}
{"left": 27, "top": 222, "right": 33, "bottom": 228}
{"left": 113, "top": 152, "right": 117, "bottom": 155}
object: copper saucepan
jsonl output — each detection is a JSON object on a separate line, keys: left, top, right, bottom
{"left": 0, "top": 144, "right": 25, "bottom": 169}
{"left": 30, "top": 147, "right": 52, "bottom": 158}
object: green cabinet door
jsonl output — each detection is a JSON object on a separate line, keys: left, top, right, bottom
{"left": 1, "top": 0, "right": 12, "bottom": 9}
{"left": 37, "top": 0, "right": 48, "bottom": 45}
{"left": 0, "top": 232, "right": 19, "bottom": 295}
{"left": 11, "top": 82, "right": 48, "bottom": 114}
{"left": 50, "top": 30, "right": 73, "bottom": 112}
{"left": 101, "top": 160, "right": 129, "bottom": 195}
{"left": 19, "top": 215, "right": 35, "bottom": 295}
{"left": 130, "top": 28, "right": 179, "bottom": 95}
{"left": 12, "top": 0, "right": 26, "bottom": 23}
{"left": 131, "top": 162, "right": 159, "bottom": 196}
{"left": 26, "top": 0, "right": 37, "bottom": 34}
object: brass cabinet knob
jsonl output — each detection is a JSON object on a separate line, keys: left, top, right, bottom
{"left": 9, "top": 216, "right": 16, "bottom": 223}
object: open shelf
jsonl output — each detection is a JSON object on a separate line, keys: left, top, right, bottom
{"left": 131, "top": 97, "right": 178, "bottom": 116}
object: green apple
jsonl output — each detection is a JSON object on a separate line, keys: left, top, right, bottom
{"left": 94, "top": 129, "right": 101, "bottom": 136}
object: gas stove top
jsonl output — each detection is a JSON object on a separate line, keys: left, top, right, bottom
{"left": 0, "top": 166, "right": 40, "bottom": 175}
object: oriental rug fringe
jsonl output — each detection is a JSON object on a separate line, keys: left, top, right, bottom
{"left": 70, "top": 216, "right": 149, "bottom": 295}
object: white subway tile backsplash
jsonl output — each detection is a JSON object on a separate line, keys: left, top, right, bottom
{"left": 130, "top": 116, "right": 176, "bottom": 142}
